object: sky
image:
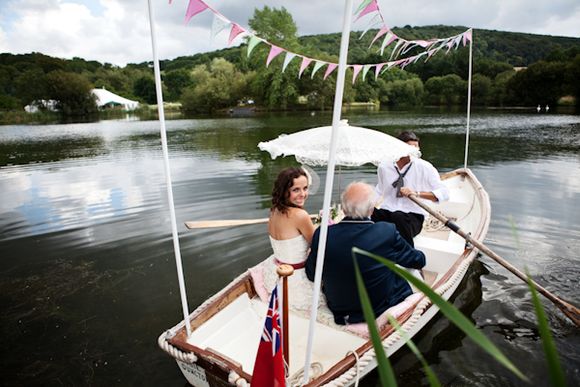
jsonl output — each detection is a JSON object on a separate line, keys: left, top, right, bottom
{"left": 0, "top": 0, "right": 579, "bottom": 67}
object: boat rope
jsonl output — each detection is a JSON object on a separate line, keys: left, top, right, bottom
{"left": 345, "top": 350, "right": 361, "bottom": 387}
{"left": 322, "top": 255, "right": 475, "bottom": 386}
{"left": 288, "top": 362, "right": 324, "bottom": 386}
{"left": 228, "top": 371, "right": 249, "bottom": 386}
{"left": 157, "top": 330, "right": 197, "bottom": 363}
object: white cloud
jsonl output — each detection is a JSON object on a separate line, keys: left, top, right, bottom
{"left": 0, "top": 0, "right": 578, "bottom": 66}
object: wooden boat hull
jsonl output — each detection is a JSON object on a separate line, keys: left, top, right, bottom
{"left": 159, "top": 168, "right": 491, "bottom": 386}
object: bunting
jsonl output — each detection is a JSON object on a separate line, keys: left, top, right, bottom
{"left": 228, "top": 23, "right": 245, "bottom": 46}
{"left": 351, "top": 64, "right": 363, "bottom": 84}
{"left": 211, "top": 14, "right": 229, "bottom": 41}
{"left": 323, "top": 63, "right": 338, "bottom": 80}
{"left": 311, "top": 61, "right": 325, "bottom": 78}
{"left": 174, "top": 0, "right": 472, "bottom": 84}
{"left": 266, "top": 45, "right": 284, "bottom": 67}
{"left": 185, "top": 0, "right": 208, "bottom": 23}
{"left": 247, "top": 35, "right": 262, "bottom": 57}
{"left": 354, "top": 0, "right": 472, "bottom": 60}
{"left": 298, "top": 57, "right": 312, "bottom": 78}
{"left": 282, "top": 52, "right": 297, "bottom": 72}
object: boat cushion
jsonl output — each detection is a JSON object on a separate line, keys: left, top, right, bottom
{"left": 311, "top": 292, "right": 423, "bottom": 339}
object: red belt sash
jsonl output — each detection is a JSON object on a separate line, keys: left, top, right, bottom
{"left": 274, "top": 257, "right": 306, "bottom": 270}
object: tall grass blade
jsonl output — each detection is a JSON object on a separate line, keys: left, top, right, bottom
{"left": 526, "top": 270, "right": 566, "bottom": 386}
{"left": 352, "top": 247, "right": 527, "bottom": 382}
{"left": 387, "top": 315, "right": 441, "bottom": 387}
{"left": 353, "top": 257, "right": 397, "bottom": 386}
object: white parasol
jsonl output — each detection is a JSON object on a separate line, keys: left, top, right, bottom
{"left": 258, "top": 120, "right": 421, "bottom": 167}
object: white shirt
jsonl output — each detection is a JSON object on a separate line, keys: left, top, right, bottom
{"left": 374, "top": 157, "right": 449, "bottom": 217}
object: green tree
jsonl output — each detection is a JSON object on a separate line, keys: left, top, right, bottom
{"left": 246, "top": 6, "right": 302, "bottom": 109}
{"left": 474, "top": 59, "right": 513, "bottom": 78}
{"left": 471, "top": 74, "right": 492, "bottom": 105}
{"left": 565, "top": 54, "right": 580, "bottom": 105}
{"left": 14, "top": 69, "right": 48, "bottom": 106}
{"left": 181, "top": 58, "right": 249, "bottom": 114}
{"left": 425, "top": 74, "right": 466, "bottom": 105}
{"left": 45, "top": 70, "right": 97, "bottom": 115}
{"left": 163, "top": 69, "right": 193, "bottom": 101}
{"left": 248, "top": 6, "right": 298, "bottom": 48}
{"left": 382, "top": 78, "right": 424, "bottom": 106}
{"left": 507, "top": 60, "right": 566, "bottom": 106}
{"left": 491, "top": 70, "right": 516, "bottom": 106}
{"left": 133, "top": 75, "right": 158, "bottom": 104}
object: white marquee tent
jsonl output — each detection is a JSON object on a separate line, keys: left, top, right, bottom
{"left": 91, "top": 88, "right": 139, "bottom": 111}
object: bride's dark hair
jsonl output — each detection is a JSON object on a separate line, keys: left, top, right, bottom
{"left": 271, "top": 167, "right": 308, "bottom": 214}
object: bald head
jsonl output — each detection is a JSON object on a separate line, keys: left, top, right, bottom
{"left": 341, "top": 182, "right": 375, "bottom": 219}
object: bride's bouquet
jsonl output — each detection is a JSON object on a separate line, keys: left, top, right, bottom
{"left": 313, "top": 204, "right": 344, "bottom": 226}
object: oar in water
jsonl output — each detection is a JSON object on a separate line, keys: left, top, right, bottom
{"left": 185, "top": 214, "right": 318, "bottom": 229}
{"left": 408, "top": 193, "right": 580, "bottom": 327}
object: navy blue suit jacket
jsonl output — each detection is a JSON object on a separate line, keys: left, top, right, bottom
{"left": 305, "top": 218, "right": 426, "bottom": 325}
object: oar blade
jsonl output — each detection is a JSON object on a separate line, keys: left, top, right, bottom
{"left": 185, "top": 218, "right": 269, "bottom": 229}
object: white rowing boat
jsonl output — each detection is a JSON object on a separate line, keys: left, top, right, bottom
{"left": 158, "top": 167, "right": 491, "bottom": 386}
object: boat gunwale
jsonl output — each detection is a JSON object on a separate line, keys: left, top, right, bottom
{"left": 163, "top": 168, "right": 492, "bottom": 387}
{"left": 306, "top": 168, "right": 491, "bottom": 386}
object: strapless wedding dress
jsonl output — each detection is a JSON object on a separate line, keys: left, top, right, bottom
{"left": 253, "top": 235, "right": 321, "bottom": 312}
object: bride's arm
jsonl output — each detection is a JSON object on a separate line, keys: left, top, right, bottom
{"left": 295, "top": 209, "right": 315, "bottom": 245}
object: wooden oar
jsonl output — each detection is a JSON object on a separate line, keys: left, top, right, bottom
{"left": 408, "top": 193, "right": 580, "bottom": 327}
{"left": 185, "top": 214, "right": 318, "bottom": 229}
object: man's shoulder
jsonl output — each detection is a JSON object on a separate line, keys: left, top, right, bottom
{"left": 371, "top": 221, "right": 396, "bottom": 233}
{"left": 414, "top": 157, "right": 434, "bottom": 168}
{"left": 413, "top": 157, "right": 439, "bottom": 174}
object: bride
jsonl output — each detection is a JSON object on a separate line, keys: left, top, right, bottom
{"left": 250, "top": 167, "right": 321, "bottom": 312}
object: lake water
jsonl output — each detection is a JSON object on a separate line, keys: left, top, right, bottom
{"left": 1, "top": 109, "right": 579, "bottom": 386}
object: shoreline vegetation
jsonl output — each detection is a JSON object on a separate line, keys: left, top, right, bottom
{"left": 1, "top": 10, "right": 579, "bottom": 125}
{"left": 2, "top": 102, "right": 578, "bottom": 126}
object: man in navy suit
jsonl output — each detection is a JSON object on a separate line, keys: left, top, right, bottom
{"left": 305, "top": 182, "right": 426, "bottom": 325}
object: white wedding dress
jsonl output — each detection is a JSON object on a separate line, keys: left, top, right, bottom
{"left": 251, "top": 234, "right": 321, "bottom": 312}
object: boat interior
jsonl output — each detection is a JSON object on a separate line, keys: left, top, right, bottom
{"left": 168, "top": 170, "right": 488, "bottom": 382}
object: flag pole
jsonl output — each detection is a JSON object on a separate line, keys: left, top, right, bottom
{"left": 463, "top": 28, "right": 473, "bottom": 169}
{"left": 146, "top": 0, "right": 191, "bottom": 337}
{"left": 277, "top": 265, "right": 294, "bottom": 367}
{"left": 302, "top": 0, "right": 354, "bottom": 383}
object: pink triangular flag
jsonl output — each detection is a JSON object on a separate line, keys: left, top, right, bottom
{"left": 374, "top": 63, "right": 385, "bottom": 79}
{"left": 352, "top": 65, "right": 363, "bottom": 84}
{"left": 323, "top": 63, "right": 338, "bottom": 80}
{"left": 463, "top": 29, "right": 473, "bottom": 46}
{"left": 355, "top": 0, "right": 379, "bottom": 22}
{"left": 185, "top": 0, "right": 208, "bottom": 24}
{"left": 298, "top": 57, "right": 313, "bottom": 78}
{"left": 445, "top": 39, "right": 454, "bottom": 53}
{"left": 266, "top": 45, "right": 284, "bottom": 67}
{"left": 370, "top": 26, "right": 390, "bottom": 47}
{"left": 228, "top": 23, "right": 245, "bottom": 46}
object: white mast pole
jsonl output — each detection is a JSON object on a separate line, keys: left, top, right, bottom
{"left": 463, "top": 28, "right": 473, "bottom": 169}
{"left": 146, "top": 0, "right": 191, "bottom": 337}
{"left": 302, "top": 0, "right": 354, "bottom": 383}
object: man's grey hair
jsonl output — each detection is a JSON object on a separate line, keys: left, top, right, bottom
{"left": 341, "top": 182, "right": 375, "bottom": 218}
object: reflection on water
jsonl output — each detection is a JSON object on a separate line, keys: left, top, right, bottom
{"left": 0, "top": 110, "right": 579, "bottom": 386}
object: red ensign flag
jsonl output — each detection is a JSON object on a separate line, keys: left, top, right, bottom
{"left": 251, "top": 286, "right": 285, "bottom": 387}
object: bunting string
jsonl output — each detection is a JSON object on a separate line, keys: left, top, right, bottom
{"left": 353, "top": 0, "right": 472, "bottom": 60}
{"left": 175, "top": 0, "right": 472, "bottom": 84}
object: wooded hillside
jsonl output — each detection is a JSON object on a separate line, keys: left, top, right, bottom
{"left": 1, "top": 18, "right": 579, "bottom": 116}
